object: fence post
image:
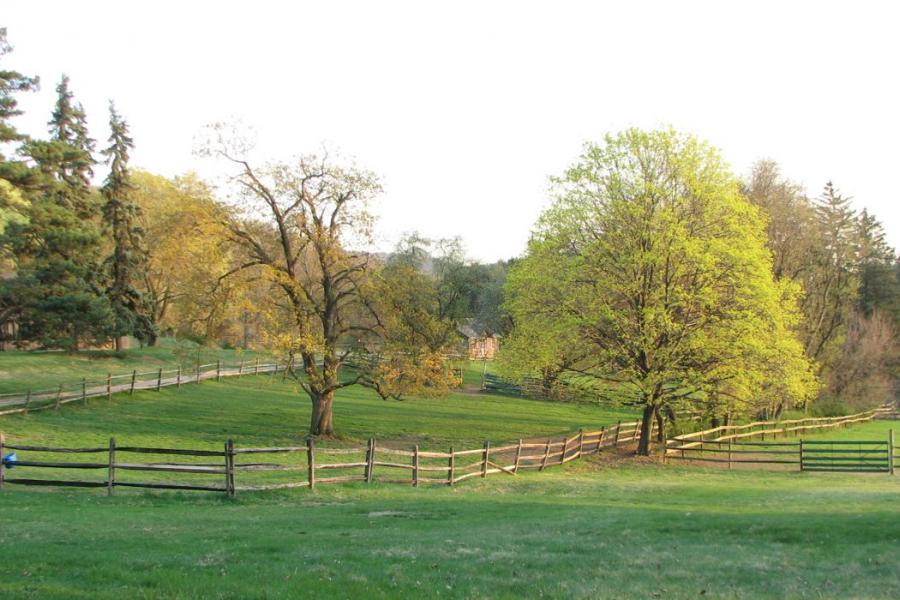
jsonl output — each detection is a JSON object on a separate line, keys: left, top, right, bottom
{"left": 239, "top": 359, "right": 244, "bottom": 378}
{"left": 157, "top": 368, "right": 163, "bottom": 391}
{"left": 55, "top": 383, "right": 63, "bottom": 410}
{"left": 130, "top": 370, "right": 137, "bottom": 395}
{"left": 81, "top": 378, "right": 87, "bottom": 404}
{"left": 540, "top": 438, "right": 551, "bottom": 471}
{"left": 224, "top": 439, "right": 235, "bottom": 497}
{"left": 255, "top": 357, "right": 260, "bottom": 375}
{"left": 614, "top": 421, "right": 621, "bottom": 447}
{"left": 216, "top": 360, "right": 221, "bottom": 382}
{"left": 106, "top": 374, "right": 112, "bottom": 401}
{"left": 196, "top": 363, "right": 201, "bottom": 384}
{"left": 0, "top": 431, "right": 5, "bottom": 490}
{"left": 560, "top": 435, "right": 568, "bottom": 464}
{"left": 728, "top": 439, "right": 732, "bottom": 471}
{"left": 577, "top": 429, "right": 584, "bottom": 459}
{"left": 413, "top": 445, "right": 420, "bottom": 487}
{"left": 448, "top": 447, "right": 455, "bottom": 485}
{"left": 799, "top": 439, "right": 804, "bottom": 472}
{"left": 307, "top": 436, "right": 316, "bottom": 490}
{"left": 365, "top": 437, "right": 375, "bottom": 483}
{"left": 177, "top": 367, "right": 181, "bottom": 389}
{"left": 598, "top": 427, "right": 606, "bottom": 450}
{"left": 229, "top": 439, "right": 236, "bottom": 496}
{"left": 107, "top": 437, "right": 116, "bottom": 496}
{"left": 889, "top": 429, "right": 895, "bottom": 476}
{"left": 513, "top": 439, "right": 522, "bottom": 473}
{"left": 481, "top": 441, "right": 490, "bottom": 478}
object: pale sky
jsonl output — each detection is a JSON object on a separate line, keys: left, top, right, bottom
{"left": 5, "top": 1, "right": 899, "bottom": 261}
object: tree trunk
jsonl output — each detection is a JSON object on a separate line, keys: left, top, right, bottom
{"left": 637, "top": 403, "right": 658, "bottom": 456}
{"left": 655, "top": 407, "right": 665, "bottom": 443}
{"left": 114, "top": 336, "right": 123, "bottom": 352}
{"left": 309, "top": 391, "right": 335, "bottom": 436}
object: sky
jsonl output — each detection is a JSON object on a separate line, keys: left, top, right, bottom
{"left": 4, "top": 1, "right": 899, "bottom": 261}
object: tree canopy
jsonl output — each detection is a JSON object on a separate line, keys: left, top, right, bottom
{"left": 502, "top": 129, "right": 818, "bottom": 453}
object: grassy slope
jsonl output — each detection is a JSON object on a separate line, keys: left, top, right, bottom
{"left": 0, "top": 339, "right": 274, "bottom": 394}
{"left": 0, "top": 375, "right": 638, "bottom": 450}
{"left": 0, "top": 461, "right": 898, "bottom": 599}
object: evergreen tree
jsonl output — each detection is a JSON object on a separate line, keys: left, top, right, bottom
{"left": 101, "top": 102, "right": 154, "bottom": 349}
{"left": 0, "top": 28, "right": 39, "bottom": 235}
{"left": 3, "top": 74, "right": 114, "bottom": 351}
{"left": 802, "top": 182, "right": 859, "bottom": 364}
{"left": 48, "top": 74, "right": 95, "bottom": 190}
{"left": 0, "top": 28, "right": 39, "bottom": 152}
{"left": 856, "top": 209, "right": 900, "bottom": 324}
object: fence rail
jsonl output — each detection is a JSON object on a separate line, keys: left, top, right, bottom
{"left": 0, "top": 420, "right": 644, "bottom": 496}
{"left": 0, "top": 358, "right": 287, "bottom": 416}
{"left": 665, "top": 408, "right": 897, "bottom": 474}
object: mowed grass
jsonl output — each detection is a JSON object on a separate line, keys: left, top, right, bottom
{"left": 1, "top": 460, "right": 899, "bottom": 599}
{"left": 0, "top": 374, "right": 638, "bottom": 450}
{"left": 0, "top": 340, "right": 274, "bottom": 394}
{"left": 2, "top": 352, "right": 898, "bottom": 598}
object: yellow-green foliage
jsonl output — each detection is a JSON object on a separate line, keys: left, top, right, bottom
{"left": 503, "top": 129, "right": 819, "bottom": 419}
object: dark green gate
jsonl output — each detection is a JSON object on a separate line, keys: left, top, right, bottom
{"left": 800, "top": 440, "right": 891, "bottom": 473}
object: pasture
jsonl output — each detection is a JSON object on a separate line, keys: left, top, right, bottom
{"left": 1, "top": 460, "right": 899, "bottom": 599}
{"left": 1, "top": 355, "right": 898, "bottom": 599}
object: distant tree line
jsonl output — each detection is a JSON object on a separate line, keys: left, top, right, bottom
{"left": 744, "top": 161, "right": 899, "bottom": 414}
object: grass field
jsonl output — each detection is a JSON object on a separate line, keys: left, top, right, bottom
{"left": 1, "top": 348, "right": 899, "bottom": 598}
{"left": 0, "top": 374, "right": 638, "bottom": 450}
{"left": 0, "top": 339, "right": 275, "bottom": 394}
{"left": 1, "top": 459, "right": 899, "bottom": 599}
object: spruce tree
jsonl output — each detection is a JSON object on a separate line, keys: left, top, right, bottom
{"left": 48, "top": 74, "right": 96, "bottom": 191}
{"left": 1, "top": 33, "right": 112, "bottom": 352}
{"left": 0, "top": 27, "right": 39, "bottom": 228}
{"left": 101, "top": 102, "right": 154, "bottom": 349}
{"left": 4, "top": 73, "right": 114, "bottom": 351}
{"left": 856, "top": 209, "right": 900, "bottom": 324}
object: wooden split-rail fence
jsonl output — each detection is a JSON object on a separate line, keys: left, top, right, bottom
{"left": 665, "top": 407, "right": 898, "bottom": 473}
{"left": 0, "top": 419, "right": 646, "bottom": 496}
{"left": 0, "top": 358, "right": 288, "bottom": 417}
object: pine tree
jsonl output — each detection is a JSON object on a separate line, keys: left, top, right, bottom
{"left": 0, "top": 28, "right": 39, "bottom": 235}
{"left": 0, "top": 28, "right": 39, "bottom": 152}
{"left": 3, "top": 72, "right": 114, "bottom": 351}
{"left": 48, "top": 74, "right": 95, "bottom": 190}
{"left": 802, "top": 182, "right": 859, "bottom": 364}
{"left": 101, "top": 102, "right": 154, "bottom": 349}
{"left": 856, "top": 209, "right": 900, "bottom": 324}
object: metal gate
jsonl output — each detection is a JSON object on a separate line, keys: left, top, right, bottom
{"left": 800, "top": 440, "right": 891, "bottom": 473}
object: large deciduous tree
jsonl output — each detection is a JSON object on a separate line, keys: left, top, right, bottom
{"left": 205, "top": 131, "right": 384, "bottom": 436}
{"left": 504, "top": 129, "right": 817, "bottom": 454}
{"left": 204, "top": 130, "right": 463, "bottom": 435}
{"left": 130, "top": 170, "right": 239, "bottom": 344}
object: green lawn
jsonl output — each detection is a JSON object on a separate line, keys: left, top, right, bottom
{"left": 0, "top": 339, "right": 274, "bottom": 394}
{"left": 0, "top": 460, "right": 898, "bottom": 599}
{"left": 1, "top": 355, "right": 898, "bottom": 598}
{"left": 0, "top": 374, "right": 637, "bottom": 450}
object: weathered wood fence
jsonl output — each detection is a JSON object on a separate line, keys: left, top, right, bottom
{"left": 0, "top": 358, "right": 286, "bottom": 416}
{"left": 665, "top": 407, "right": 897, "bottom": 473}
{"left": 0, "top": 420, "right": 644, "bottom": 496}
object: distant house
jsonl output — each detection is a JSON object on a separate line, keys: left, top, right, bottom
{"left": 458, "top": 321, "right": 500, "bottom": 360}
